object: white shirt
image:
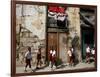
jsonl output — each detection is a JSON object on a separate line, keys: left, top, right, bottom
{"left": 71, "top": 48, "right": 74, "bottom": 53}
{"left": 25, "top": 51, "right": 32, "bottom": 59}
{"left": 67, "top": 50, "right": 72, "bottom": 57}
{"left": 50, "top": 50, "right": 53, "bottom": 54}
{"left": 91, "top": 49, "right": 95, "bottom": 55}
{"left": 25, "top": 51, "right": 29, "bottom": 57}
{"left": 86, "top": 47, "right": 90, "bottom": 53}
{"left": 52, "top": 50, "right": 56, "bottom": 57}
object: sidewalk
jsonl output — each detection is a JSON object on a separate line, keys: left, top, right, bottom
{"left": 16, "top": 62, "right": 95, "bottom": 73}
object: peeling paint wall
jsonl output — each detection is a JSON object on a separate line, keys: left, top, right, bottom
{"left": 16, "top": 4, "right": 46, "bottom": 39}
{"left": 16, "top": 4, "right": 47, "bottom": 65}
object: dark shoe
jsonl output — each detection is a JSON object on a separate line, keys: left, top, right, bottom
{"left": 36, "top": 67, "right": 39, "bottom": 69}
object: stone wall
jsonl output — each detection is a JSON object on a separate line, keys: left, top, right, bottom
{"left": 66, "top": 7, "right": 82, "bottom": 62}
{"left": 16, "top": 4, "right": 46, "bottom": 65}
{"left": 16, "top": 4, "right": 82, "bottom": 66}
{"left": 16, "top": 27, "right": 46, "bottom": 65}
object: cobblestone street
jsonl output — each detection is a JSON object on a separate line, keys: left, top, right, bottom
{"left": 16, "top": 62, "right": 95, "bottom": 73}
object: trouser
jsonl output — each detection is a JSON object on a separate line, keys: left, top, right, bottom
{"left": 51, "top": 61, "right": 56, "bottom": 68}
{"left": 86, "top": 53, "right": 90, "bottom": 63}
{"left": 36, "top": 59, "right": 41, "bottom": 67}
{"left": 25, "top": 59, "right": 31, "bottom": 68}
{"left": 69, "top": 56, "right": 73, "bottom": 65}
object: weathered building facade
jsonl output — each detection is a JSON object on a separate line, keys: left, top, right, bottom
{"left": 16, "top": 4, "right": 95, "bottom": 66}
{"left": 47, "top": 6, "right": 81, "bottom": 63}
{"left": 80, "top": 8, "right": 95, "bottom": 59}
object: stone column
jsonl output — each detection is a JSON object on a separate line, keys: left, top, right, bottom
{"left": 66, "top": 7, "right": 82, "bottom": 62}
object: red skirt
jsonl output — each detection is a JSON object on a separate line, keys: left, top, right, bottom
{"left": 50, "top": 54, "right": 52, "bottom": 61}
{"left": 86, "top": 52, "right": 90, "bottom": 58}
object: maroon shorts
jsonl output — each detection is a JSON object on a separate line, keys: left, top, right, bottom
{"left": 50, "top": 54, "right": 52, "bottom": 61}
{"left": 26, "top": 59, "right": 31, "bottom": 64}
{"left": 86, "top": 52, "right": 90, "bottom": 58}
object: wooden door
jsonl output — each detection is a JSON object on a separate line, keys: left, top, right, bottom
{"left": 47, "top": 33, "right": 57, "bottom": 60}
{"left": 81, "top": 30, "right": 94, "bottom": 59}
{"left": 59, "top": 33, "right": 68, "bottom": 63}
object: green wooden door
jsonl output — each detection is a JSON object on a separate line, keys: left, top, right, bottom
{"left": 81, "top": 30, "right": 94, "bottom": 59}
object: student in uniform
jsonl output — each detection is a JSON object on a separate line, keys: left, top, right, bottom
{"left": 86, "top": 46, "right": 91, "bottom": 63}
{"left": 67, "top": 47, "right": 73, "bottom": 66}
{"left": 24, "top": 47, "right": 33, "bottom": 72}
{"left": 51, "top": 49, "right": 56, "bottom": 70}
{"left": 36, "top": 47, "right": 42, "bottom": 69}
{"left": 91, "top": 47, "right": 95, "bottom": 62}
{"left": 49, "top": 48, "right": 53, "bottom": 67}
{"left": 71, "top": 47, "right": 75, "bottom": 66}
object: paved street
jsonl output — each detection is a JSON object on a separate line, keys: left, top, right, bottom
{"left": 16, "top": 62, "right": 95, "bottom": 73}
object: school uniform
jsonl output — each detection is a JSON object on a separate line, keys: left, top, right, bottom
{"left": 25, "top": 51, "right": 32, "bottom": 71}
{"left": 67, "top": 50, "right": 72, "bottom": 65}
{"left": 86, "top": 47, "right": 90, "bottom": 58}
{"left": 36, "top": 48, "right": 42, "bottom": 68}
{"left": 51, "top": 50, "right": 56, "bottom": 68}
{"left": 50, "top": 50, "right": 53, "bottom": 62}
{"left": 86, "top": 46, "right": 90, "bottom": 63}
{"left": 91, "top": 49, "right": 95, "bottom": 58}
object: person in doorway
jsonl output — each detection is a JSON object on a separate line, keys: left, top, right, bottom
{"left": 86, "top": 45, "right": 91, "bottom": 63}
{"left": 36, "top": 47, "right": 42, "bottom": 69}
{"left": 24, "top": 47, "right": 33, "bottom": 72}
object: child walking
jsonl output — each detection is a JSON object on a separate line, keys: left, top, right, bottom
{"left": 24, "top": 47, "right": 33, "bottom": 72}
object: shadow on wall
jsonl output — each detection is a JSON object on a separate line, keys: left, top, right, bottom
{"left": 71, "top": 35, "right": 80, "bottom": 65}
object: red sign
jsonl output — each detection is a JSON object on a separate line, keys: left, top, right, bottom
{"left": 48, "top": 6, "right": 65, "bottom": 13}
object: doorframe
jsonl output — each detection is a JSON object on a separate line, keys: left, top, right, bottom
{"left": 81, "top": 28, "right": 94, "bottom": 59}
{"left": 47, "top": 32, "right": 68, "bottom": 61}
